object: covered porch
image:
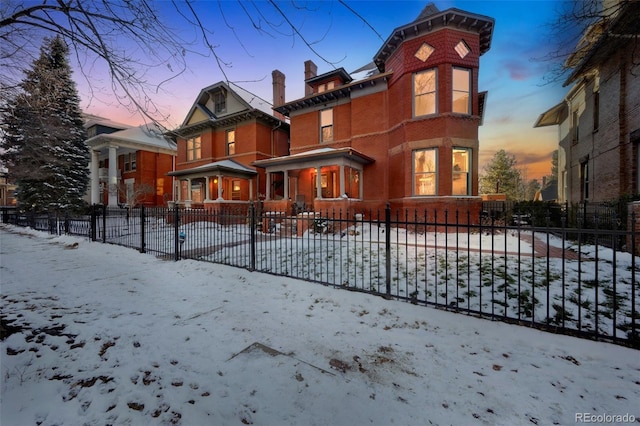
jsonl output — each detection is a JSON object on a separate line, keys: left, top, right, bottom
{"left": 253, "top": 147, "right": 374, "bottom": 215}
{"left": 168, "top": 159, "right": 257, "bottom": 212}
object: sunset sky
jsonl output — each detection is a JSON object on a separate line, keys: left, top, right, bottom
{"left": 76, "top": 0, "right": 573, "bottom": 182}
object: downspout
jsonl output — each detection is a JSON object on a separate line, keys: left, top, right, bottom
{"left": 619, "top": 56, "right": 628, "bottom": 195}
{"left": 271, "top": 120, "right": 282, "bottom": 158}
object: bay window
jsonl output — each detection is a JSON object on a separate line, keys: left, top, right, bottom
{"left": 452, "top": 148, "right": 471, "bottom": 195}
{"left": 413, "top": 148, "right": 437, "bottom": 196}
{"left": 452, "top": 68, "right": 471, "bottom": 114}
{"left": 413, "top": 69, "right": 437, "bottom": 117}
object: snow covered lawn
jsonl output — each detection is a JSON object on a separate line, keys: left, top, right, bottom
{"left": 1, "top": 225, "right": 638, "bottom": 425}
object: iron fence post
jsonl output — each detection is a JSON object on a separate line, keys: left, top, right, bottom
{"left": 174, "top": 206, "right": 180, "bottom": 261}
{"left": 385, "top": 203, "right": 391, "bottom": 297}
{"left": 140, "top": 205, "right": 146, "bottom": 253}
{"left": 102, "top": 204, "right": 107, "bottom": 243}
{"left": 249, "top": 202, "right": 256, "bottom": 271}
{"left": 631, "top": 212, "right": 637, "bottom": 342}
{"left": 90, "top": 205, "right": 97, "bottom": 241}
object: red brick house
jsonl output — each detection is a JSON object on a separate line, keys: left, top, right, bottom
{"left": 85, "top": 116, "right": 177, "bottom": 206}
{"left": 254, "top": 4, "right": 494, "bottom": 218}
{"left": 168, "top": 79, "right": 289, "bottom": 211}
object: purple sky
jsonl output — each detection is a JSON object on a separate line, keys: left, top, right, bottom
{"left": 77, "top": 1, "right": 572, "bottom": 181}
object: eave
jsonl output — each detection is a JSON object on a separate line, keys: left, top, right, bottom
{"left": 374, "top": 8, "right": 495, "bottom": 72}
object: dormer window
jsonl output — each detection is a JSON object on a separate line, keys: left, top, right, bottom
{"left": 318, "top": 81, "right": 335, "bottom": 93}
{"left": 213, "top": 92, "right": 226, "bottom": 114}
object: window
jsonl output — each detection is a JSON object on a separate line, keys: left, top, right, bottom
{"left": 452, "top": 68, "right": 471, "bottom": 114}
{"left": 452, "top": 148, "right": 471, "bottom": 195}
{"left": 572, "top": 111, "right": 579, "bottom": 145}
{"left": 122, "top": 153, "right": 136, "bottom": 172}
{"left": 318, "top": 81, "right": 335, "bottom": 93}
{"left": 455, "top": 40, "right": 470, "bottom": 59}
{"left": 227, "top": 129, "right": 235, "bottom": 156}
{"left": 320, "top": 108, "right": 333, "bottom": 142}
{"left": 413, "top": 149, "right": 437, "bottom": 196}
{"left": 214, "top": 92, "right": 226, "bottom": 114}
{"left": 580, "top": 160, "right": 589, "bottom": 200}
{"left": 593, "top": 90, "right": 599, "bottom": 132}
{"left": 187, "top": 136, "right": 201, "bottom": 161}
{"left": 414, "top": 43, "right": 434, "bottom": 62}
{"left": 231, "top": 180, "right": 241, "bottom": 200}
{"left": 413, "top": 69, "right": 437, "bottom": 117}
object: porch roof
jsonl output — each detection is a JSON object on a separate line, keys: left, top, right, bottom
{"left": 168, "top": 159, "right": 257, "bottom": 178}
{"left": 534, "top": 101, "right": 568, "bottom": 127}
{"left": 252, "top": 147, "right": 375, "bottom": 169}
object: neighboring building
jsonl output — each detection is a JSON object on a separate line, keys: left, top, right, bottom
{"left": 253, "top": 4, "right": 494, "bottom": 217}
{"left": 85, "top": 115, "right": 177, "bottom": 206}
{"left": 0, "top": 170, "right": 17, "bottom": 206}
{"left": 168, "top": 78, "right": 289, "bottom": 210}
{"left": 534, "top": 0, "right": 640, "bottom": 204}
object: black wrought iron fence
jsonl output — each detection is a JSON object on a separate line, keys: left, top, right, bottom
{"left": 2, "top": 204, "right": 638, "bottom": 348}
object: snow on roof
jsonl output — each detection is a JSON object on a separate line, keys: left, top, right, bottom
{"left": 88, "top": 124, "right": 176, "bottom": 151}
{"left": 83, "top": 114, "right": 132, "bottom": 131}
{"left": 350, "top": 62, "right": 381, "bottom": 82}
{"left": 228, "top": 82, "right": 275, "bottom": 117}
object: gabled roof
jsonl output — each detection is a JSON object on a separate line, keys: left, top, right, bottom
{"left": 87, "top": 124, "right": 177, "bottom": 153}
{"left": 373, "top": 5, "right": 495, "bottom": 72}
{"left": 177, "top": 81, "right": 285, "bottom": 134}
{"left": 305, "top": 68, "right": 353, "bottom": 85}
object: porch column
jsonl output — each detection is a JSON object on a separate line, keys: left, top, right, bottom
{"left": 316, "top": 166, "right": 322, "bottom": 199}
{"left": 283, "top": 170, "right": 289, "bottom": 200}
{"left": 90, "top": 150, "right": 100, "bottom": 204}
{"left": 204, "top": 176, "right": 211, "bottom": 201}
{"left": 265, "top": 172, "right": 271, "bottom": 200}
{"left": 217, "top": 174, "right": 223, "bottom": 200}
{"left": 339, "top": 165, "right": 345, "bottom": 197}
{"left": 186, "top": 178, "right": 192, "bottom": 200}
{"left": 108, "top": 145, "right": 118, "bottom": 207}
{"left": 359, "top": 168, "right": 364, "bottom": 199}
{"left": 175, "top": 180, "right": 181, "bottom": 201}
{"left": 249, "top": 177, "right": 254, "bottom": 200}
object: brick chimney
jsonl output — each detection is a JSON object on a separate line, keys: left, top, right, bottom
{"left": 272, "top": 69, "right": 286, "bottom": 120}
{"left": 304, "top": 60, "right": 317, "bottom": 97}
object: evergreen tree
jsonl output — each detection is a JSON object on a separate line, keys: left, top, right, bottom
{"left": 1, "top": 36, "right": 89, "bottom": 211}
{"left": 479, "top": 150, "right": 523, "bottom": 200}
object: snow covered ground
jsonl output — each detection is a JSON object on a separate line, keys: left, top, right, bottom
{"left": 1, "top": 225, "right": 639, "bottom": 425}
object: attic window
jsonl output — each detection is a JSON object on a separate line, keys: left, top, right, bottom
{"left": 414, "top": 43, "right": 435, "bottom": 62}
{"left": 455, "top": 40, "right": 470, "bottom": 59}
{"left": 213, "top": 92, "right": 226, "bottom": 114}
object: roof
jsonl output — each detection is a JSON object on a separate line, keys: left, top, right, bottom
{"left": 534, "top": 101, "right": 568, "bottom": 127}
{"left": 252, "top": 147, "right": 375, "bottom": 169}
{"left": 83, "top": 114, "right": 132, "bottom": 131}
{"left": 178, "top": 81, "right": 284, "bottom": 132}
{"left": 87, "top": 124, "right": 177, "bottom": 152}
{"left": 373, "top": 5, "right": 495, "bottom": 72}
{"left": 274, "top": 71, "right": 393, "bottom": 117}
{"left": 168, "top": 159, "right": 257, "bottom": 177}
{"left": 306, "top": 68, "right": 353, "bottom": 85}
{"left": 564, "top": 1, "right": 640, "bottom": 86}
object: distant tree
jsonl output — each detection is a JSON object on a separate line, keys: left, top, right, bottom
{"left": 0, "top": 36, "right": 89, "bottom": 211}
{"left": 480, "top": 150, "right": 523, "bottom": 201}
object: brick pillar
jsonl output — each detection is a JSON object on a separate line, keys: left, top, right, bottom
{"left": 304, "top": 60, "right": 317, "bottom": 96}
